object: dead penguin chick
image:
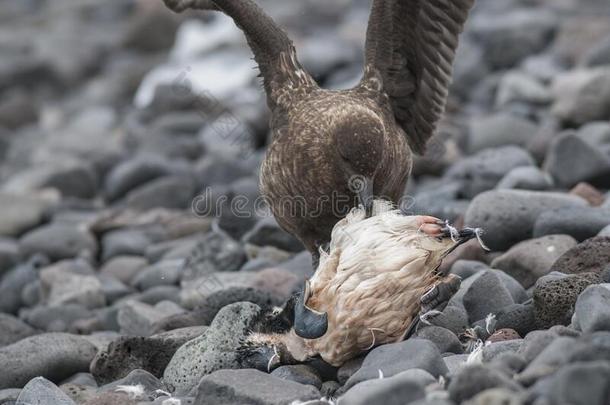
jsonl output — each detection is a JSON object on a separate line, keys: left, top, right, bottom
{"left": 239, "top": 201, "right": 486, "bottom": 369}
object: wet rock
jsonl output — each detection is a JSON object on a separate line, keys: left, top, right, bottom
{"left": 468, "top": 113, "right": 539, "bottom": 153}
{"left": 339, "top": 371, "right": 426, "bottom": 405}
{"left": 271, "top": 365, "right": 322, "bottom": 389}
{"left": 551, "top": 68, "right": 610, "bottom": 126}
{"left": 416, "top": 326, "right": 463, "bottom": 354}
{"left": 491, "top": 235, "right": 577, "bottom": 288}
{"left": 0, "top": 313, "right": 36, "bottom": 347}
{"left": 20, "top": 223, "right": 98, "bottom": 262}
{"left": 445, "top": 146, "right": 535, "bottom": 199}
{"left": 344, "top": 339, "right": 448, "bottom": 390}
{"left": 463, "top": 270, "right": 515, "bottom": 323}
{"left": 464, "top": 190, "right": 586, "bottom": 251}
{"left": 91, "top": 326, "right": 205, "bottom": 384}
{"left": 16, "top": 377, "right": 76, "bottom": 405}
{"left": 163, "top": 302, "right": 261, "bottom": 394}
{"left": 195, "top": 369, "right": 319, "bottom": 405}
{"left": 242, "top": 217, "right": 304, "bottom": 253}
{"left": 0, "top": 333, "right": 97, "bottom": 389}
{"left": 496, "top": 166, "right": 554, "bottom": 191}
{"left": 533, "top": 272, "right": 601, "bottom": 329}
{"left": 550, "top": 236, "right": 610, "bottom": 276}
{"left": 0, "top": 193, "right": 53, "bottom": 237}
{"left": 533, "top": 207, "right": 610, "bottom": 241}
{"left": 572, "top": 284, "right": 610, "bottom": 333}
{"left": 448, "top": 364, "right": 522, "bottom": 403}
{"left": 117, "top": 300, "right": 185, "bottom": 336}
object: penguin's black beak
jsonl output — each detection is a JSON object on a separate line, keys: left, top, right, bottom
{"left": 441, "top": 225, "right": 479, "bottom": 245}
{"left": 293, "top": 281, "right": 328, "bottom": 339}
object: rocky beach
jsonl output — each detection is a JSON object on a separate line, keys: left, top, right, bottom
{"left": 0, "top": 0, "right": 610, "bottom": 404}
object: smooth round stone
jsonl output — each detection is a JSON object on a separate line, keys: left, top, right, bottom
{"left": 533, "top": 207, "right": 610, "bottom": 241}
{"left": 491, "top": 235, "right": 577, "bottom": 288}
{"left": 0, "top": 193, "right": 53, "bottom": 237}
{"left": 20, "top": 223, "right": 98, "bottom": 262}
{"left": 464, "top": 190, "right": 586, "bottom": 251}
{"left": 0, "top": 333, "right": 97, "bottom": 389}
{"left": 496, "top": 166, "right": 554, "bottom": 191}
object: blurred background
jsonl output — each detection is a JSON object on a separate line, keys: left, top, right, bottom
{"left": 0, "top": 0, "right": 609, "bottom": 401}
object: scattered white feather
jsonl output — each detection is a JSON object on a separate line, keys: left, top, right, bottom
{"left": 267, "top": 345, "right": 280, "bottom": 373}
{"left": 365, "top": 328, "right": 385, "bottom": 350}
{"left": 378, "top": 369, "right": 384, "bottom": 379}
{"left": 485, "top": 313, "right": 497, "bottom": 335}
{"left": 155, "top": 389, "right": 173, "bottom": 397}
{"left": 115, "top": 384, "right": 146, "bottom": 399}
{"left": 473, "top": 228, "right": 490, "bottom": 251}
{"left": 291, "top": 398, "right": 336, "bottom": 405}
{"left": 466, "top": 340, "right": 485, "bottom": 364}
{"left": 444, "top": 221, "right": 460, "bottom": 243}
{"left": 420, "top": 310, "right": 443, "bottom": 326}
